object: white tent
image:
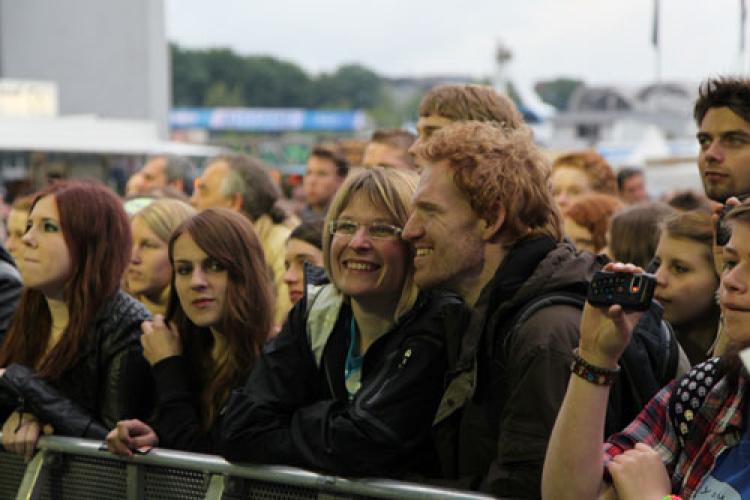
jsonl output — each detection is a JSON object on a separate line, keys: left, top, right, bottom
{"left": 0, "top": 115, "right": 225, "bottom": 156}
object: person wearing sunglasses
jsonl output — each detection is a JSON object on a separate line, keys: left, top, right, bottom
{"left": 219, "top": 166, "right": 466, "bottom": 478}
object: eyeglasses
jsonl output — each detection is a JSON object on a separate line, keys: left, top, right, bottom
{"left": 329, "top": 220, "right": 403, "bottom": 240}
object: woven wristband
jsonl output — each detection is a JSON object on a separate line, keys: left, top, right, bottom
{"left": 570, "top": 348, "right": 620, "bottom": 386}
{"left": 661, "top": 496, "right": 682, "bottom": 500}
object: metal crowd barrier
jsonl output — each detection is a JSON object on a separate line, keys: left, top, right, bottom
{"left": 0, "top": 433, "right": 495, "bottom": 500}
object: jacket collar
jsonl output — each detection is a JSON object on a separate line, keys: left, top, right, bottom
{"left": 482, "top": 235, "right": 557, "bottom": 315}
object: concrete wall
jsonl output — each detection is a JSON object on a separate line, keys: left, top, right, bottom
{"left": 0, "top": 0, "right": 169, "bottom": 137}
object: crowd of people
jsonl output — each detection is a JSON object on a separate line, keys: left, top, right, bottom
{"left": 0, "top": 77, "right": 747, "bottom": 499}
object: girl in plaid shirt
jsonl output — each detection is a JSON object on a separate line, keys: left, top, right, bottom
{"left": 543, "top": 205, "right": 750, "bottom": 499}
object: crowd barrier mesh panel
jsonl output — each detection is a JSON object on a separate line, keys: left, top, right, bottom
{"left": 224, "top": 477, "right": 380, "bottom": 500}
{"left": 0, "top": 436, "right": 496, "bottom": 500}
{"left": 224, "top": 477, "right": 318, "bottom": 500}
{"left": 38, "top": 453, "right": 127, "bottom": 500}
{"left": 143, "top": 465, "right": 208, "bottom": 499}
{"left": 0, "top": 451, "right": 26, "bottom": 498}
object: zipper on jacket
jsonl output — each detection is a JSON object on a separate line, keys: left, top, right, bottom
{"left": 324, "top": 358, "right": 336, "bottom": 398}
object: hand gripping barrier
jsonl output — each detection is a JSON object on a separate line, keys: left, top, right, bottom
{"left": 0, "top": 433, "right": 497, "bottom": 500}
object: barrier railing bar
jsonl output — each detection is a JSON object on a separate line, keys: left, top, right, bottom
{"left": 2, "top": 434, "right": 494, "bottom": 500}
{"left": 14, "top": 449, "right": 45, "bottom": 500}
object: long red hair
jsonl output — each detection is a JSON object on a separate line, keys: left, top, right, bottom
{"left": 0, "top": 180, "right": 132, "bottom": 379}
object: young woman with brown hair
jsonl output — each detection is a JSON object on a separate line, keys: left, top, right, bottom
{"left": 652, "top": 210, "right": 720, "bottom": 365}
{"left": 107, "top": 208, "right": 275, "bottom": 454}
{"left": 608, "top": 202, "right": 677, "bottom": 268}
{"left": 282, "top": 220, "right": 324, "bottom": 305}
{"left": 0, "top": 180, "right": 153, "bottom": 460}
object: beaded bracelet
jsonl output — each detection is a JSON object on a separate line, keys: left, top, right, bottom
{"left": 570, "top": 348, "right": 620, "bottom": 386}
{"left": 662, "top": 496, "right": 682, "bottom": 500}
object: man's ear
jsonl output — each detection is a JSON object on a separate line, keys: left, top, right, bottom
{"left": 481, "top": 206, "right": 506, "bottom": 242}
{"left": 169, "top": 179, "right": 185, "bottom": 193}
{"left": 229, "top": 193, "right": 244, "bottom": 212}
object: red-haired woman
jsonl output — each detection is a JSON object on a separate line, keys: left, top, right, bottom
{"left": 563, "top": 193, "right": 623, "bottom": 254}
{"left": 0, "top": 180, "right": 153, "bottom": 460}
{"left": 551, "top": 150, "right": 617, "bottom": 211}
{"left": 106, "top": 208, "right": 274, "bottom": 454}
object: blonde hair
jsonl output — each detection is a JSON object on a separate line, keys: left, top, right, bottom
{"left": 724, "top": 204, "right": 750, "bottom": 232}
{"left": 132, "top": 198, "right": 196, "bottom": 243}
{"left": 322, "top": 167, "right": 419, "bottom": 320}
{"left": 11, "top": 194, "right": 34, "bottom": 212}
{"left": 662, "top": 210, "right": 714, "bottom": 267}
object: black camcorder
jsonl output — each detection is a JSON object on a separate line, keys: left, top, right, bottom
{"left": 586, "top": 271, "right": 656, "bottom": 311}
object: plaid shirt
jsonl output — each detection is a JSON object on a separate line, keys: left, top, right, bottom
{"left": 603, "top": 368, "right": 746, "bottom": 499}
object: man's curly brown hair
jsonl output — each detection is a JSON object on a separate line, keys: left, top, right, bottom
{"left": 552, "top": 150, "right": 617, "bottom": 195}
{"left": 415, "top": 121, "right": 562, "bottom": 246}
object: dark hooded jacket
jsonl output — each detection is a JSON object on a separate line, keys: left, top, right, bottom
{"left": 432, "top": 236, "right": 681, "bottom": 498}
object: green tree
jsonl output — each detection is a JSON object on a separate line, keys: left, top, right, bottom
{"left": 171, "top": 44, "right": 414, "bottom": 126}
{"left": 204, "top": 81, "right": 245, "bottom": 106}
{"left": 171, "top": 44, "right": 314, "bottom": 107}
{"left": 369, "top": 86, "right": 421, "bottom": 128}
{"left": 313, "top": 64, "right": 382, "bottom": 108}
{"left": 241, "top": 56, "right": 312, "bottom": 106}
{"left": 171, "top": 43, "right": 211, "bottom": 106}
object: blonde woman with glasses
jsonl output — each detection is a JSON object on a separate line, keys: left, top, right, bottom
{"left": 219, "top": 166, "right": 466, "bottom": 479}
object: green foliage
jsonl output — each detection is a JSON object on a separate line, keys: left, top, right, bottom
{"left": 204, "top": 81, "right": 245, "bottom": 106}
{"left": 312, "top": 64, "right": 382, "bottom": 108}
{"left": 177, "top": 45, "right": 594, "bottom": 127}
{"left": 241, "top": 56, "right": 312, "bottom": 106}
{"left": 171, "top": 45, "right": 384, "bottom": 110}
{"left": 368, "top": 87, "right": 421, "bottom": 128}
{"left": 172, "top": 43, "right": 212, "bottom": 106}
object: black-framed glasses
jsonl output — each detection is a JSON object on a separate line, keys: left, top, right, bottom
{"left": 329, "top": 220, "right": 403, "bottom": 240}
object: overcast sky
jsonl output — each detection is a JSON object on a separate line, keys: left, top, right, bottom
{"left": 166, "top": 0, "right": 749, "bottom": 87}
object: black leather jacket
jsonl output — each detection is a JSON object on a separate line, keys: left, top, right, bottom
{"left": 219, "top": 282, "right": 466, "bottom": 478}
{"left": 0, "top": 290, "right": 153, "bottom": 439}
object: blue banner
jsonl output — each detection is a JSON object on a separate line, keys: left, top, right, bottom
{"left": 170, "top": 108, "right": 366, "bottom": 132}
